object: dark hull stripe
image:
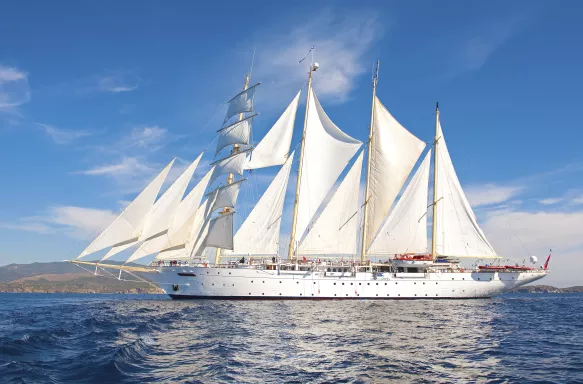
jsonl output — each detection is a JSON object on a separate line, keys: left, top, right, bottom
{"left": 168, "top": 294, "right": 491, "bottom": 301}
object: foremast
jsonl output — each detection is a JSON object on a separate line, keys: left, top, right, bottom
{"left": 431, "top": 102, "right": 440, "bottom": 260}
{"left": 288, "top": 63, "right": 317, "bottom": 261}
{"left": 360, "top": 61, "right": 379, "bottom": 263}
{"left": 215, "top": 73, "right": 250, "bottom": 265}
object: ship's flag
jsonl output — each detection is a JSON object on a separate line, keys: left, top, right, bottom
{"left": 544, "top": 252, "right": 552, "bottom": 270}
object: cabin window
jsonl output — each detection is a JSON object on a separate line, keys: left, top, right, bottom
{"left": 333, "top": 268, "right": 337, "bottom": 272}
{"left": 327, "top": 268, "right": 331, "bottom": 272}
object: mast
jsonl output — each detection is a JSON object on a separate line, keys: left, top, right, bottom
{"left": 288, "top": 62, "right": 318, "bottom": 261}
{"left": 215, "top": 73, "right": 250, "bottom": 265}
{"left": 431, "top": 102, "right": 440, "bottom": 260}
{"left": 360, "top": 61, "right": 379, "bottom": 263}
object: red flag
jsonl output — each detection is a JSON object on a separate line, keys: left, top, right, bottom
{"left": 544, "top": 253, "right": 552, "bottom": 270}
{"left": 303, "top": 256, "right": 307, "bottom": 262}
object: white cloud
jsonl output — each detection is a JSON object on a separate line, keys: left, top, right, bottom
{"left": 465, "top": 184, "right": 523, "bottom": 207}
{"left": 74, "top": 156, "right": 155, "bottom": 177}
{"left": 0, "top": 65, "right": 31, "bottom": 110}
{"left": 253, "top": 11, "right": 382, "bottom": 104}
{"left": 46, "top": 205, "right": 116, "bottom": 239}
{"left": 538, "top": 197, "right": 563, "bottom": 205}
{"left": 128, "top": 126, "right": 167, "bottom": 150}
{"left": 4, "top": 205, "right": 116, "bottom": 240}
{"left": 570, "top": 196, "right": 583, "bottom": 205}
{"left": 97, "top": 72, "right": 139, "bottom": 93}
{"left": 450, "top": 15, "right": 529, "bottom": 77}
{"left": 482, "top": 209, "right": 583, "bottom": 287}
{"left": 37, "top": 123, "right": 92, "bottom": 145}
{"left": 0, "top": 222, "right": 53, "bottom": 234}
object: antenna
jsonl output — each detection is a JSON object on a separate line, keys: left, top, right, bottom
{"left": 249, "top": 47, "right": 256, "bottom": 79}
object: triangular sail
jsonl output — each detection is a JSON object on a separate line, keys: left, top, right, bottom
{"left": 368, "top": 150, "right": 431, "bottom": 255}
{"left": 294, "top": 89, "right": 362, "bottom": 243}
{"left": 102, "top": 155, "right": 201, "bottom": 262}
{"left": 434, "top": 121, "right": 498, "bottom": 258}
{"left": 76, "top": 159, "right": 174, "bottom": 259}
{"left": 125, "top": 166, "right": 213, "bottom": 264}
{"left": 224, "top": 151, "right": 294, "bottom": 256}
{"left": 245, "top": 91, "right": 300, "bottom": 170}
{"left": 365, "top": 96, "right": 426, "bottom": 249}
{"left": 299, "top": 151, "right": 363, "bottom": 255}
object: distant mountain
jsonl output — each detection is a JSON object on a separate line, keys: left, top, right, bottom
{"left": 0, "top": 262, "right": 162, "bottom": 294}
{"left": 510, "top": 285, "right": 583, "bottom": 293}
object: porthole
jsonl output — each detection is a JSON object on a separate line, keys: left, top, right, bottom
{"left": 398, "top": 294, "right": 401, "bottom": 297}
{"left": 297, "top": 282, "right": 299, "bottom": 284}
{"left": 376, "top": 283, "right": 379, "bottom": 286}
{"left": 351, "top": 283, "right": 353, "bottom": 285}
{"left": 376, "top": 294, "right": 378, "bottom": 296}
{"left": 367, "top": 283, "right": 370, "bottom": 286}
{"left": 279, "top": 293, "right": 282, "bottom": 295}
{"left": 313, "top": 282, "right": 316, "bottom": 284}
{"left": 342, "top": 283, "right": 345, "bottom": 285}
{"left": 359, "top": 283, "right": 362, "bottom": 285}
{"left": 346, "top": 294, "right": 348, "bottom": 296}
{"left": 262, "top": 293, "right": 265, "bottom": 295}
{"left": 251, "top": 280, "right": 253, "bottom": 283}
{"left": 385, "top": 283, "right": 387, "bottom": 286}
{"left": 334, "top": 282, "right": 336, "bottom": 285}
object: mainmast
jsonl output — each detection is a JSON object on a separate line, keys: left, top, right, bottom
{"left": 214, "top": 73, "right": 250, "bottom": 265}
{"left": 288, "top": 62, "right": 318, "bottom": 261}
{"left": 360, "top": 61, "right": 379, "bottom": 263}
{"left": 431, "top": 102, "right": 440, "bottom": 260}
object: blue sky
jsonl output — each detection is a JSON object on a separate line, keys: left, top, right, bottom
{"left": 1, "top": 0, "right": 582, "bottom": 286}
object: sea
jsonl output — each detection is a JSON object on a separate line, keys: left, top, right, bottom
{"left": 0, "top": 293, "right": 581, "bottom": 384}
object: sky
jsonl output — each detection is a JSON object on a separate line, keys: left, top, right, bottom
{"left": 1, "top": 0, "right": 582, "bottom": 287}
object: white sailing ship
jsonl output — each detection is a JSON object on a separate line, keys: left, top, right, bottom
{"left": 71, "top": 60, "right": 548, "bottom": 299}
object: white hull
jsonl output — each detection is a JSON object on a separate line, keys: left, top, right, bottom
{"left": 149, "top": 266, "right": 548, "bottom": 300}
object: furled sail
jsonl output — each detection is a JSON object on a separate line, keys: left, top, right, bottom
{"left": 125, "top": 166, "right": 213, "bottom": 264}
{"left": 224, "top": 83, "right": 259, "bottom": 123}
{"left": 224, "top": 151, "right": 294, "bottom": 256}
{"left": 102, "top": 155, "right": 201, "bottom": 262}
{"left": 294, "top": 89, "right": 362, "bottom": 243}
{"left": 76, "top": 159, "right": 174, "bottom": 259}
{"left": 245, "top": 91, "right": 300, "bottom": 170}
{"left": 368, "top": 150, "right": 431, "bottom": 255}
{"left": 365, "top": 96, "right": 426, "bottom": 249}
{"left": 210, "top": 179, "right": 244, "bottom": 212}
{"left": 298, "top": 151, "right": 363, "bottom": 255}
{"left": 434, "top": 120, "right": 498, "bottom": 258}
{"left": 216, "top": 116, "right": 255, "bottom": 155}
{"left": 209, "top": 150, "right": 251, "bottom": 186}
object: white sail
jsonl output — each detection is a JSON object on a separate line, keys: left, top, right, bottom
{"left": 184, "top": 194, "right": 217, "bottom": 258}
{"left": 299, "top": 151, "right": 363, "bottom": 255}
{"left": 434, "top": 120, "right": 498, "bottom": 258}
{"left": 102, "top": 155, "right": 201, "bottom": 262}
{"left": 140, "top": 155, "right": 201, "bottom": 240}
{"left": 224, "top": 84, "right": 259, "bottom": 123}
{"left": 125, "top": 166, "right": 213, "bottom": 264}
{"left": 295, "top": 89, "right": 362, "bottom": 243}
{"left": 201, "top": 212, "right": 234, "bottom": 250}
{"left": 245, "top": 91, "right": 300, "bottom": 170}
{"left": 216, "top": 117, "right": 253, "bottom": 155}
{"left": 368, "top": 150, "right": 431, "bottom": 256}
{"left": 210, "top": 179, "right": 244, "bottom": 212}
{"left": 365, "top": 96, "right": 426, "bottom": 249}
{"left": 224, "top": 152, "right": 294, "bottom": 256}
{"left": 76, "top": 159, "right": 174, "bottom": 259}
{"left": 209, "top": 150, "right": 250, "bottom": 186}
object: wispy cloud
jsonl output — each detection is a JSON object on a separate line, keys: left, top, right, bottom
{"left": 3, "top": 205, "right": 116, "bottom": 240}
{"left": 0, "top": 221, "right": 53, "bottom": 234}
{"left": 74, "top": 156, "right": 155, "bottom": 177}
{"left": 538, "top": 197, "right": 563, "bottom": 205}
{"left": 37, "top": 123, "right": 92, "bottom": 145}
{"left": 253, "top": 10, "right": 383, "bottom": 105}
{"left": 465, "top": 184, "right": 523, "bottom": 207}
{"left": 0, "top": 65, "right": 31, "bottom": 113}
{"left": 98, "top": 74, "right": 139, "bottom": 93}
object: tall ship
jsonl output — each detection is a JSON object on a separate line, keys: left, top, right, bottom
{"left": 71, "top": 59, "right": 548, "bottom": 299}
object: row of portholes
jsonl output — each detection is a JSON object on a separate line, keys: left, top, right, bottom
{"left": 326, "top": 268, "right": 350, "bottom": 272}
{"left": 239, "top": 292, "right": 441, "bottom": 297}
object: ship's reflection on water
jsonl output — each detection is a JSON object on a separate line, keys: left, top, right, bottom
{"left": 1, "top": 294, "right": 581, "bottom": 383}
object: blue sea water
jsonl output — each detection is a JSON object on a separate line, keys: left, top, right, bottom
{"left": 0, "top": 293, "right": 582, "bottom": 383}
